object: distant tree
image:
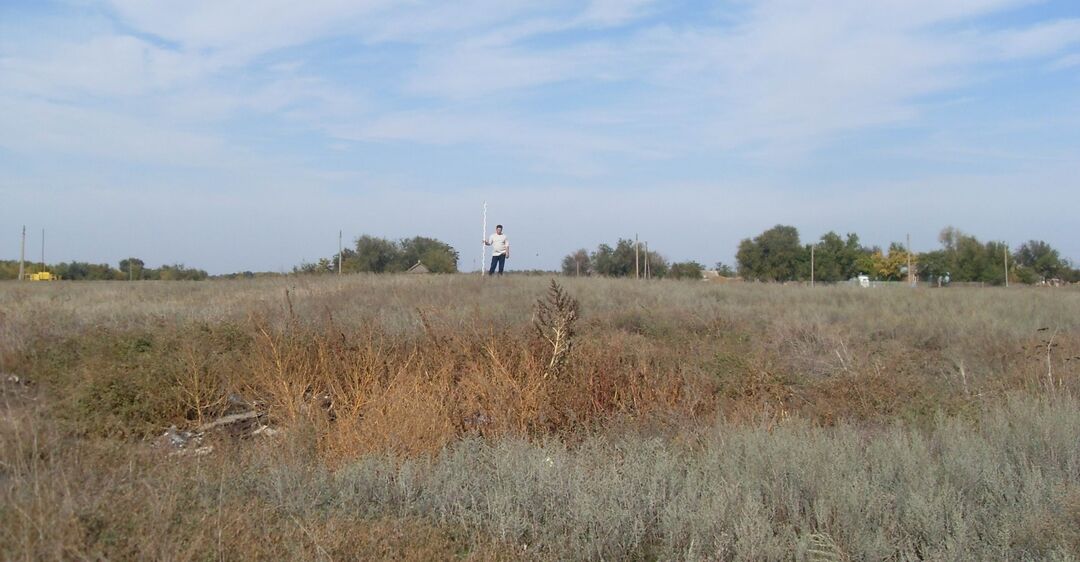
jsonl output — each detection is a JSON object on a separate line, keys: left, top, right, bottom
{"left": 561, "top": 249, "right": 592, "bottom": 276}
{"left": 293, "top": 258, "right": 333, "bottom": 275}
{"left": 869, "top": 242, "right": 912, "bottom": 281}
{"left": 853, "top": 247, "right": 878, "bottom": 278}
{"left": 842, "top": 234, "right": 872, "bottom": 278}
{"left": 1061, "top": 261, "right": 1080, "bottom": 284}
{"left": 917, "top": 250, "right": 950, "bottom": 283}
{"left": 590, "top": 239, "right": 668, "bottom": 277}
{"left": 332, "top": 248, "right": 356, "bottom": 273}
{"left": 0, "top": 260, "right": 21, "bottom": 280}
{"left": 985, "top": 241, "right": 1010, "bottom": 285}
{"left": 397, "top": 236, "right": 459, "bottom": 273}
{"left": 591, "top": 240, "right": 632, "bottom": 277}
{"left": 348, "top": 235, "right": 399, "bottom": 273}
{"left": 668, "top": 261, "right": 704, "bottom": 280}
{"left": 714, "top": 261, "right": 736, "bottom": 277}
{"left": 809, "top": 232, "right": 871, "bottom": 282}
{"left": 54, "top": 261, "right": 120, "bottom": 280}
{"left": 933, "top": 227, "right": 1010, "bottom": 285}
{"left": 1014, "top": 240, "right": 1065, "bottom": 281}
{"left": 643, "top": 249, "right": 669, "bottom": 278}
{"left": 119, "top": 258, "right": 145, "bottom": 280}
{"left": 809, "top": 232, "right": 844, "bottom": 282}
{"left": 297, "top": 234, "right": 458, "bottom": 275}
{"left": 155, "top": 264, "right": 208, "bottom": 281}
{"left": 736, "top": 225, "right": 806, "bottom": 281}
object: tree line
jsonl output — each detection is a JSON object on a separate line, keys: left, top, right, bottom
{"left": 0, "top": 259, "right": 208, "bottom": 281}
{"left": 559, "top": 226, "right": 1078, "bottom": 285}
{"left": 5, "top": 227, "right": 1073, "bottom": 284}
{"left": 560, "top": 239, "right": 706, "bottom": 280}
{"left": 734, "top": 225, "right": 1079, "bottom": 285}
{"left": 297, "top": 235, "right": 460, "bottom": 274}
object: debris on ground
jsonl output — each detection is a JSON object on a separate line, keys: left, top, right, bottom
{"left": 196, "top": 410, "right": 263, "bottom": 434}
{"left": 2, "top": 373, "right": 33, "bottom": 387}
{"left": 159, "top": 425, "right": 200, "bottom": 449}
{"left": 0, "top": 374, "right": 36, "bottom": 403}
{"left": 252, "top": 425, "right": 280, "bottom": 437}
{"left": 155, "top": 409, "right": 280, "bottom": 456}
{"left": 169, "top": 445, "right": 215, "bottom": 458}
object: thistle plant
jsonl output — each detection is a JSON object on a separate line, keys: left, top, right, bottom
{"left": 534, "top": 280, "right": 579, "bottom": 379}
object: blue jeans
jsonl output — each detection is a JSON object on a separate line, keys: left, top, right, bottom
{"left": 489, "top": 254, "right": 506, "bottom": 275}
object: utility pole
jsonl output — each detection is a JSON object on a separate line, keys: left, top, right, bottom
{"left": 644, "top": 241, "right": 650, "bottom": 279}
{"left": 906, "top": 233, "right": 913, "bottom": 287}
{"left": 635, "top": 233, "right": 640, "bottom": 279}
{"left": 18, "top": 226, "right": 26, "bottom": 281}
{"left": 810, "top": 244, "right": 815, "bottom": 287}
{"left": 1004, "top": 244, "right": 1009, "bottom": 288}
{"left": 338, "top": 230, "right": 343, "bottom": 275}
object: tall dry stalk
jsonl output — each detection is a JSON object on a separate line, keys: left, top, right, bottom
{"left": 533, "top": 280, "right": 578, "bottom": 379}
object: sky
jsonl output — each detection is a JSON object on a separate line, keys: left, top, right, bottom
{"left": 2, "top": 0, "right": 1079, "bottom": 274}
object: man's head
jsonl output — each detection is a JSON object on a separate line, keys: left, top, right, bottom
{"left": 496, "top": 225, "right": 503, "bottom": 234}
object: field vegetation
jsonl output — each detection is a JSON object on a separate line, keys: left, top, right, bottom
{"left": 2, "top": 276, "right": 1079, "bottom": 559}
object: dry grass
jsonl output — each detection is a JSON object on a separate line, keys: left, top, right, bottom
{"left": 2, "top": 275, "right": 1080, "bottom": 559}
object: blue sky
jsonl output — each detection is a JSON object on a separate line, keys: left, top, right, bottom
{"left": 2, "top": 0, "right": 1078, "bottom": 273}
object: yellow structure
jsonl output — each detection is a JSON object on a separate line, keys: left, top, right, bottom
{"left": 29, "top": 271, "right": 59, "bottom": 281}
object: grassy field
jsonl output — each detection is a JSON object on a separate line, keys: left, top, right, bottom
{"left": 2, "top": 275, "right": 1079, "bottom": 560}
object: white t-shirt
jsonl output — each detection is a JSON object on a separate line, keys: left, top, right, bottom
{"left": 488, "top": 233, "right": 509, "bottom": 256}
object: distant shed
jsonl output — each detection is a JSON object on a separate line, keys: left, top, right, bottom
{"left": 406, "top": 261, "right": 430, "bottom": 274}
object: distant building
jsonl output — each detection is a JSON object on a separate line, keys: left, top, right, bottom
{"left": 702, "top": 269, "right": 742, "bottom": 283}
{"left": 406, "top": 261, "right": 430, "bottom": 274}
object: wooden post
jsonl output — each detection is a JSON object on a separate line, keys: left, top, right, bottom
{"left": 18, "top": 226, "right": 25, "bottom": 281}
{"left": 907, "top": 233, "right": 914, "bottom": 287}
{"left": 635, "top": 233, "right": 640, "bottom": 279}
{"left": 1004, "top": 244, "right": 1009, "bottom": 288}
{"left": 644, "top": 242, "right": 649, "bottom": 279}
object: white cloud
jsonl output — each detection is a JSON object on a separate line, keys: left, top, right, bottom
{"left": 0, "top": 95, "right": 266, "bottom": 171}
{"left": 994, "top": 18, "right": 1080, "bottom": 58}
{"left": 106, "top": 0, "right": 391, "bottom": 55}
{"left": 1, "top": 35, "right": 216, "bottom": 98}
{"left": 1049, "top": 51, "right": 1080, "bottom": 69}
{"left": 329, "top": 108, "right": 660, "bottom": 176}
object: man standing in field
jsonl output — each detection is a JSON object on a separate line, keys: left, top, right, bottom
{"left": 484, "top": 224, "right": 510, "bottom": 276}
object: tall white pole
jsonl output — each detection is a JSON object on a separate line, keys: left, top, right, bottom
{"left": 338, "top": 230, "right": 343, "bottom": 275}
{"left": 635, "top": 233, "right": 640, "bottom": 280}
{"left": 18, "top": 226, "right": 26, "bottom": 281}
{"left": 41, "top": 229, "right": 45, "bottom": 273}
{"left": 481, "top": 202, "right": 487, "bottom": 276}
